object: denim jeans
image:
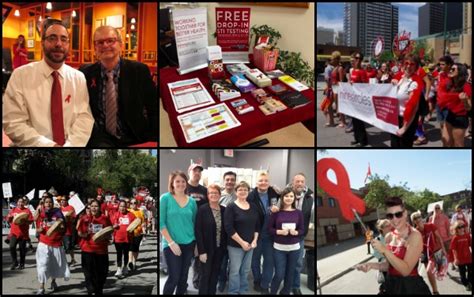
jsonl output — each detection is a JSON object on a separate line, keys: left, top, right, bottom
{"left": 227, "top": 245, "right": 254, "bottom": 295}
{"left": 271, "top": 248, "right": 300, "bottom": 294}
{"left": 251, "top": 234, "right": 274, "bottom": 289}
{"left": 163, "top": 242, "right": 195, "bottom": 295}
{"left": 292, "top": 239, "right": 305, "bottom": 290}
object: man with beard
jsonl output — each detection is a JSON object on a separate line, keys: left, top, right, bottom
{"left": 80, "top": 26, "right": 157, "bottom": 147}
{"left": 3, "top": 19, "right": 94, "bottom": 147}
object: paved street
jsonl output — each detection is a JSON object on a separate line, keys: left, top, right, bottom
{"left": 317, "top": 237, "right": 471, "bottom": 295}
{"left": 316, "top": 82, "right": 472, "bottom": 147}
{"left": 2, "top": 234, "right": 158, "bottom": 295}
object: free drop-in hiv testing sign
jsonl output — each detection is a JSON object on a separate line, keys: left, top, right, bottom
{"left": 216, "top": 8, "right": 251, "bottom": 63}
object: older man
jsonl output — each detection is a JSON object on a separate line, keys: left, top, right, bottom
{"left": 3, "top": 19, "right": 94, "bottom": 147}
{"left": 80, "top": 26, "right": 157, "bottom": 147}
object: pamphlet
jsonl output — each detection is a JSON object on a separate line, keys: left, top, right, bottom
{"left": 168, "top": 78, "right": 215, "bottom": 113}
{"left": 177, "top": 103, "right": 241, "bottom": 143}
{"left": 278, "top": 75, "right": 309, "bottom": 92}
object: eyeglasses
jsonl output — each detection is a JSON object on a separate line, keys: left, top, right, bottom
{"left": 94, "top": 37, "right": 118, "bottom": 47}
{"left": 354, "top": 57, "right": 361, "bottom": 60}
{"left": 44, "top": 34, "right": 69, "bottom": 44}
{"left": 208, "top": 192, "right": 220, "bottom": 195}
{"left": 386, "top": 211, "right": 404, "bottom": 220}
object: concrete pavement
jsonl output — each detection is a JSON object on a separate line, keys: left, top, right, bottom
{"left": 317, "top": 237, "right": 471, "bottom": 295}
{"left": 2, "top": 234, "right": 158, "bottom": 295}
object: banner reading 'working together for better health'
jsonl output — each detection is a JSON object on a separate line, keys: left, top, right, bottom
{"left": 338, "top": 83, "right": 400, "bottom": 135}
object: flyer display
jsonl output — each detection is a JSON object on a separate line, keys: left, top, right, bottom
{"left": 168, "top": 78, "right": 215, "bottom": 113}
{"left": 177, "top": 103, "right": 241, "bottom": 143}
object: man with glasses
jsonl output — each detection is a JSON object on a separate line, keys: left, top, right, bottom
{"left": 80, "top": 26, "right": 157, "bottom": 147}
{"left": 3, "top": 19, "right": 94, "bottom": 147}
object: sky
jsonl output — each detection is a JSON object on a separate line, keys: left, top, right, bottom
{"left": 317, "top": 2, "right": 427, "bottom": 39}
{"left": 317, "top": 150, "right": 472, "bottom": 196}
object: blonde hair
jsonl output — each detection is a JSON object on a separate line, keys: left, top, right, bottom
{"left": 451, "top": 220, "right": 466, "bottom": 235}
{"left": 410, "top": 210, "right": 422, "bottom": 223}
{"left": 331, "top": 51, "right": 341, "bottom": 60}
{"left": 376, "top": 219, "right": 391, "bottom": 232}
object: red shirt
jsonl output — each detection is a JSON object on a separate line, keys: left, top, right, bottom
{"left": 78, "top": 214, "right": 112, "bottom": 254}
{"left": 13, "top": 44, "right": 28, "bottom": 69}
{"left": 387, "top": 245, "right": 419, "bottom": 276}
{"left": 350, "top": 68, "right": 368, "bottom": 83}
{"left": 450, "top": 234, "right": 472, "bottom": 265}
{"left": 107, "top": 201, "right": 119, "bottom": 222}
{"left": 438, "top": 83, "right": 471, "bottom": 116}
{"left": 418, "top": 223, "right": 441, "bottom": 256}
{"left": 113, "top": 212, "right": 136, "bottom": 243}
{"left": 60, "top": 204, "right": 76, "bottom": 236}
{"left": 366, "top": 69, "right": 377, "bottom": 79}
{"left": 8, "top": 207, "right": 33, "bottom": 240}
{"left": 36, "top": 208, "right": 65, "bottom": 247}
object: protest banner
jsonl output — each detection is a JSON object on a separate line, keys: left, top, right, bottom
{"left": 338, "top": 83, "right": 400, "bottom": 134}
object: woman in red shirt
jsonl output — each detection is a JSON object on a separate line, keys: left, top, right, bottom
{"left": 6, "top": 196, "right": 33, "bottom": 270}
{"left": 35, "top": 194, "right": 69, "bottom": 295}
{"left": 356, "top": 197, "right": 431, "bottom": 294}
{"left": 112, "top": 200, "right": 136, "bottom": 278}
{"left": 12, "top": 34, "right": 28, "bottom": 69}
{"left": 349, "top": 52, "right": 369, "bottom": 147}
{"left": 411, "top": 211, "right": 447, "bottom": 294}
{"left": 78, "top": 199, "right": 112, "bottom": 295}
{"left": 59, "top": 196, "right": 77, "bottom": 266}
{"left": 438, "top": 63, "right": 471, "bottom": 147}
{"left": 450, "top": 221, "right": 472, "bottom": 291}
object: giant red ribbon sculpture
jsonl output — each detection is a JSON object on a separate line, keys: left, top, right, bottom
{"left": 317, "top": 158, "right": 366, "bottom": 221}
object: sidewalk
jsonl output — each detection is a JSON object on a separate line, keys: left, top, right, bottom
{"left": 2, "top": 234, "right": 158, "bottom": 295}
{"left": 317, "top": 237, "right": 471, "bottom": 295}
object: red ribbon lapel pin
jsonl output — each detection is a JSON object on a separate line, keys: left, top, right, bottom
{"left": 91, "top": 78, "right": 97, "bottom": 88}
{"left": 65, "top": 95, "right": 71, "bottom": 103}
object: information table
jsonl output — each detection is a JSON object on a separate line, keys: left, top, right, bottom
{"left": 159, "top": 66, "right": 315, "bottom": 147}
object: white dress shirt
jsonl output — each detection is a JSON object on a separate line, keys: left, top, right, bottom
{"left": 3, "top": 59, "right": 94, "bottom": 147}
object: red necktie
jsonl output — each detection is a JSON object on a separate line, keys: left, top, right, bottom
{"left": 51, "top": 71, "right": 65, "bottom": 145}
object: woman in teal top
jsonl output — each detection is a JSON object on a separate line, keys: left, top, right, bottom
{"left": 160, "top": 170, "right": 197, "bottom": 295}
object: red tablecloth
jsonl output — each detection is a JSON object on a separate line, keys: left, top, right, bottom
{"left": 159, "top": 66, "right": 315, "bottom": 147}
{"left": 128, "top": 142, "right": 158, "bottom": 147}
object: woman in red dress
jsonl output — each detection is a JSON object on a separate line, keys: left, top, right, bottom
{"left": 13, "top": 34, "right": 28, "bottom": 69}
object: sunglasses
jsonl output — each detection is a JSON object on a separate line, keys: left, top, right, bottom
{"left": 450, "top": 67, "right": 457, "bottom": 72}
{"left": 131, "top": 202, "right": 137, "bottom": 204}
{"left": 404, "top": 62, "right": 416, "bottom": 67}
{"left": 354, "top": 57, "right": 361, "bottom": 60}
{"left": 386, "top": 211, "right": 404, "bottom": 220}
{"left": 456, "top": 225, "right": 465, "bottom": 229}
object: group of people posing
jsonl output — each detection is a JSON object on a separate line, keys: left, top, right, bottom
{"left": 322, "top": 51, "right": 472, "bottom": 147}
{"left": 6, "top": 191, "right": 149, "bottom": 295}
{"left": 357, "top": 197, "right": 471, "bottom": 295}
{"left": 160, "top": 164, "right": 314, "bottom": 295}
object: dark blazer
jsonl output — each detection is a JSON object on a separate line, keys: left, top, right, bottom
{"left": 79, "top": 59, "right": 157, "bottom": 143}
{"left": 247, "top": 186, "right": 280, "bottom": 233}
{"left": 195, "top": 203, "right": 227, "bottom": 256}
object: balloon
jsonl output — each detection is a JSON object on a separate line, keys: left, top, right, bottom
{"left": 317, "top": 158, "right": 366, "bottom": 221}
